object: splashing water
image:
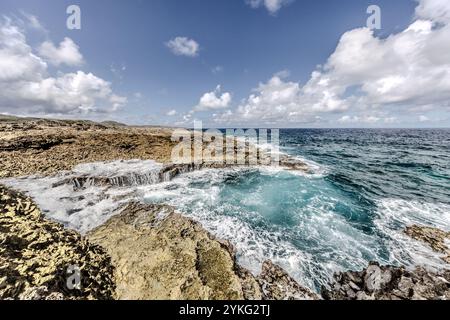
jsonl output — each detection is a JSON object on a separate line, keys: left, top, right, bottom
{"left": 2, "top": 129, "right": 449, "bottom": 292}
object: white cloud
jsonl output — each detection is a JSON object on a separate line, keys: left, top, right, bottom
{"left": 212, "top": 65, "right": 224, "bottom": 74}
{"left": 0, "top": 18, "right": 126, "bottom": 115}
{"left": 166, "top": 37, "right": 199, "bottom": 57}
{"left": 166, "top": 109, "right": 177, "bottom": 116}
{"left": 216, "top": 0, "right": 450, "bottom": 126}
{"left": 246, "top": 0, "right": 292, "bottom": 14}
{"left": 419, "top": 115, "right": 430, "bottom": 122}
{"left": 194, "top": 85, "right": 232, "bottom": 112}
{"left": 110, "top": 63, "right": 127, "bottom": 80}
{"left": 415, "top": 0, "right": 450, "bottom": 24}
{"left": 38, "top": 37, "right": 84, "bottom": 66}
{"left": 20, "top": 11, "right": 47, "bottom": 32}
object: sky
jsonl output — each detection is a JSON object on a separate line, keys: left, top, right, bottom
{"left": 0, "top": 0, "right": 449, "bottom": 128}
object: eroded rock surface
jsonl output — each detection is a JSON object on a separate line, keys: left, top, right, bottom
{"left": 258, "top": 261, "right": 319, "bottom": 300}
{"left": 322, "top": 262, "right": 450, "bottom": 300}
{"left": 87, "top": 202, "right": 316, "bottom": 300}
{"left": 0, "top": 117, "right": 310, "bottom": 179}
{"left": 405, "top": 225, "right": 450, "bottom": 263}
{"left": 0, "top": 119, "right": 176, "bottom": 178}
{"left": 0, "top": 185, "right": 115, "bottom": 300}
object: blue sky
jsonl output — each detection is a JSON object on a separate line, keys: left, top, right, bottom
{"left": 0, "top": 0, "right": 449, "bottom": 127}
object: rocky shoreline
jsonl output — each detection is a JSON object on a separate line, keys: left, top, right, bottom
{"left": 1, "top": 117, "right": 449, "bottom": 300}
{"left": 0, "top": 185, "right": 115, "bottom": 300}
{"left": 322, "top": 262, "right": 450, "bottom": 300}
{"left": 2, "top": 183, "right": 448, "bottom": 300}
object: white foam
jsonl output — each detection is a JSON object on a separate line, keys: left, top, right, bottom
{"left": 2, "top": 159, "right": 449, "bottom": 293}
{"left": 0, "top": 159, "right": 164, "bottom": 233}
{"left": 138, "top": 167, "right": 382, "bottom": 290}
{"left": 374, "top": 198, "right": 450, "bottom": 270}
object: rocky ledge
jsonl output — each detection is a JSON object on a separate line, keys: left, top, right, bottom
{"left": 322, "top": 262, "right": 450, "bottom": 300}
{"left": 0, "top": 185, "right": 115, "bottom": 300}
{"left": 1, "top": 184, "right": 318, "bottom": 300}
{"left": 87, "top": 202, "right": 319, "bottom": 300}
{"left": 2, "top": 183, "right": 449, "bottom": 300}
{"left": 405, "top": 225, "right": 450, "bottom": 264}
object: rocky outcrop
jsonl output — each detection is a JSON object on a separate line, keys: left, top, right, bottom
{"left": 0, "top": 120, "right": 176, "bottom": 178}
{"left": 87, "top": 202, "right": 317, "bottom": 300}
{"left": 0, "top": 185, "right": 115, "bottom": 300}
{"left": 0, "top": 117, "right": 310, "bottom": 179}
{"left": 258, "top": 261, "right": 319, "bottom": 300}
{"left": 0, "top": 135, "right": 69, "bottom": 151}
{"left": 405, "top": 225, "right": 450, "bottom": 263}
{"left": 322, "top": 262, "right": 450, "bottom": 300}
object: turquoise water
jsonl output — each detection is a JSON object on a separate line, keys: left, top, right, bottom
{"left": 142, "top": 129, "right": 450, "bottom": 291}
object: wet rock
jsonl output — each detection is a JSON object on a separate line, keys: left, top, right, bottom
{"left": 87, "top": 202, "right": 315, "bottom": 300}
{"left": 322, "top": 262, "right": 450, "bottom": 300}
{"left": 365, "top": 264, "right": 382, "bottom": 292}
{"left": 256, "top": 261, "right": 319, "bottom": 300}
{"left": 87, "top": 202, "right": 251, "bottom": 300}
{"left": 0, "top": 185, "right": 115, "bottom": 300}
{"left": 405, "top": 225, "right": 450, "bottom": 263}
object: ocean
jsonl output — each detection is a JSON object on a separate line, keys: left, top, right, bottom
{"left": 3, "top": 129, "right": 450, "bottom": 292}
{"left": 141, "top": 129, "right": 450, "bottom": 291}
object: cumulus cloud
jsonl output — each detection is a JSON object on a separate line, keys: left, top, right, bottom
{"left": 166, "top": 109, "right": 177, "bottom": 116}
{"left": 0, "top": 18, "right": 126, "bottom": 115}
{"left": 415, "top": 0, "right": 450, "bottom": 24}
{"left": 337, "top": 115, "right": 397, "bottom": 125}
{"left": 212, "top": 65, "right": 224, "bottom": 74}
{"left": 194, "top": 85, "right": 232, "bottom": 112}
{"left": 20, "top": 11, "right": 47, "bottom": 32}
{"left": 38, "top": 37, "right": 84, "bottom": 66}
{"left": 215, "top": 0, "right": 450, "bottom": 126}
{"left": 246, "top": 0, "right": 292, "bottom": 14}
{"left": 166, "top": 37, "right": 199, "bottom": 57}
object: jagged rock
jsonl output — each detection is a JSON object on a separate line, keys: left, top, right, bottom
{"left": 405, "top": 225, "right": 450, "bottom": 263}
{"left": 87, "top": 202, "right": 315, "bottom": 300}
{"left": 322, "top": 262, "right": 450, "bottom": 300}
{"left": 0, "top": 117, "right": 309, "bottom": 179}
{"left": 87, "top": 202, "right": 251, "bottom": 300}
{"left": 0, "top": 120, "right": 177, "bottom": 178}
{"left": 18, "top": 286, "right": 64, "bottom": 300}
{"left": 0, "top": 135, "right": 67, "bottom": 151}
{"left": 0, "top": 185, "right": 115, "bottom": 300}
{"left": 257, "top": 261, "right": 319, "bottom": 300}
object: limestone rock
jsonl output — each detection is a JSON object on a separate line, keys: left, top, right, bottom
{"left": 257, "top": 261, "right": 319, "bottom": 300}
{"left": 0, "top": 117, "right": 309, "bottom": 179}
{"left": 0, "top": 185, "right": 115, "bottom": 300}
{"left": 87, "top": 202, "right": 316, "bottom": 300}
{"left": 322, "top": 262, "right": 450, "bottom": 300}
{"left": 87, "top": 202, "right": 252, "bottom": 300}
{"left": 405, "top": 225, "right": 450, "bottom": 263}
